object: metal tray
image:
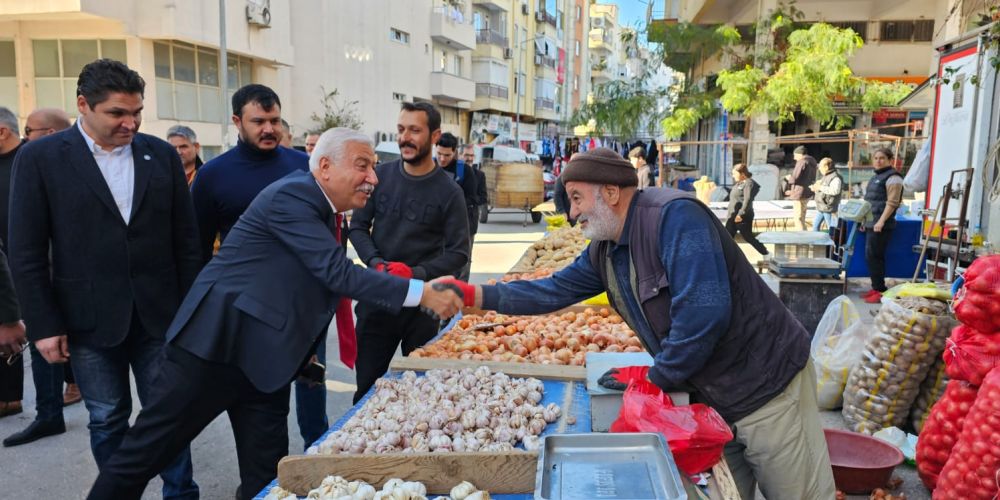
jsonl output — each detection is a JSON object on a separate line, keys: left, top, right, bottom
{"left": 534, "top": 433, "right": 686, "bottom": 500}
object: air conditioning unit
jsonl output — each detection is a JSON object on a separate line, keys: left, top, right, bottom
{"left": 534, "top": 54, "right": 542, "bottom": 65}
{"left": 521, "top": 3, "right": 529, "bottom": 15}
{"left": 246, "top": 0, "right": 271, "bottom": 28}
{"left": 503, "top": 48, "right": 514, "bottom": 59}
{"left": 535, "top": 11, "right": 546, "bottom": 22}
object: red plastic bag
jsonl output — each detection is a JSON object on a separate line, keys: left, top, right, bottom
{"left": 934, "top": 367, "right": 1000, "bottom": 499}
{"left": 954, "top": 255, "right": 1000, "bottom": 333}
{"left": 610, "top": 379, "right": 733, "bottom": 475}
{"left": 943, "top": 325, "right": 1000, "bottom": 386}
{"left": 915, "top": 380, "right": 978, "bottom": 489}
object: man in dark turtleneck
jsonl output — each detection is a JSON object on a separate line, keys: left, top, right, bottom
{"left": 191, "top": 84, "right": 308, "bottom": 263}
{"left": 189, "top": 85, "right": 324, "bottom": 455}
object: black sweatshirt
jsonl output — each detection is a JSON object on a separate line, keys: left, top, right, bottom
{"left": 349, "top": 160, "right": 470, "bottom": 280}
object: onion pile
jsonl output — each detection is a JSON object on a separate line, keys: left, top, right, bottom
{"left": 409, "top": 308, "right": 642, "bottom": 365}
{"left": 486, "top": 268, "right": 554, "bottom": 285}
{"left": 309, "top": 367, "right": 560, "bottom": 456}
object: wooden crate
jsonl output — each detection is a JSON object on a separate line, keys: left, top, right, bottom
{"left": 482, "top": 161, "right": 544, "bottom": 210}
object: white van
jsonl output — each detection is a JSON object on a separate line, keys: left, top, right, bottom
{"left": 375, "top": 141, "right": 401, "bottom": 163}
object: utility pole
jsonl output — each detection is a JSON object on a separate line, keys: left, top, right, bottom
{"left": 219, "top": 0, "right": 229, "bottom": 151}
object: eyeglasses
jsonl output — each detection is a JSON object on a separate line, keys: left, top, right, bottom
{"left": 23, "top": 126, "right": 53, "bottom": 137}
{"left": 5, "top": 340, "right": 29, "bottom": 366}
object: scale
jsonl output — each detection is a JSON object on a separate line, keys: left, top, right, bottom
{"left": 837, "top": 199, "right": 873, "bottom": 277}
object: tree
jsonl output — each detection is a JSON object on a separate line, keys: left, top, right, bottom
{"left": 570, "top": 30, "right": 671, "bottom": 139}
{"left": 654, "top": 2, "right": 912, "bottom": 139}
{"left": 309, "top": 87, "right": 363, "bottom": 134}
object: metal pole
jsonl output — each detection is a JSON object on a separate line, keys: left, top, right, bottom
{"left": 219, "top": 0, "right": 229, "bottom": 151}
{"left": 515, "top": 33, "right": 522, "bottom": 149}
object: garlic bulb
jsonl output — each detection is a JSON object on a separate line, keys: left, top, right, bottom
{"left": 450, "top": 481, "right": 477, "bottom": 500}
{"left": 315, "top": 368, "right": 560, "bottom": 454}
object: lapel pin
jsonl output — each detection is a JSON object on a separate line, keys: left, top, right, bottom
{"left": 143, "top": 154, "right": 151, "bottom": 160}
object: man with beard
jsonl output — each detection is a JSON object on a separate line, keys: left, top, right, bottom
{"left": 348, "top": 102, "right": 469, "bottom": 403}
{"left": 190, "top": 85, "right": 329, "bottom": 451}
{"left": 435, "top": 133, "right": 478, "bottom": 281}
{"left": 438, "top": 148, "right": 836, "bottom": 500}
{"left": 85, "top": 128, "right": 464, "bottom": 500}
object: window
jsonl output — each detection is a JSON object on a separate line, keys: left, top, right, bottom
{"left": 393, "top": 92, "right": 407, "bottom": 102}
{"left": 154, "top": 41, "right": 252, "bottom": 121}
{"left": 913, "top": 20, "right": 934, "bottom": 42}
{"left": 33, "top": 39, "right": 127, "bottom": 116}
{"left": 574, "top": 40, "right": 580, "bottom": 56}
{"left": 829, "top": 21, "right": 868, "bottom": 41}
{"left": 576, "top": 5, "right": 582, "bottom": 22}
{"left": 573, "top": 75, "right": 578, "bottom": 91}
{"left": 390, "top": 28, "right": 410, "bottom": 44}
{"left": 879, "top": 21, "right": 910, "bottom": 41}
{"left": 0, "top": 41, "right": 16, "bottom": 116}
{"left": 453, "top": 55, "right": 463, "bottom": 76}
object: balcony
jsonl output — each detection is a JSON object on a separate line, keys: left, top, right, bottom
{"left": 534, "top": 9, "right": 558, "bottom": 27}
{"left": 475, "top": 83, "right": 509, "bottom": 99}
{"left": 430, "top": 6, "right": 476, "bottom": 51}
{"left": 535, "top": 97, "right": 555, "bottom": 111}
{"left": 589, "top": 30, "right": 611, "bottom": 53}
{"left": 472, "top": 0, "right": 507, "bottom": 12}
{"left": 476, "top": 29, "right": 508, "bottom": 48}
{"left": 534, "top": 54, "right": 557, "bottom": 70}
{"left": 591, "top": 65, "right": 611, "bottom": 83}
{"left": 430, "top": 71, "right": 476, "bottom": 103}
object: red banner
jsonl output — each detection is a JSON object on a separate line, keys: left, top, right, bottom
{"left": 557, "top": 48, "right": 566, "bottom": 84}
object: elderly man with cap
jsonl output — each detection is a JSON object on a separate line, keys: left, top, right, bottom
{"left": 440, "top": 147, "right": 835, "bottom": 500}
{"left": 785, "top": 145, "right": 818, "bottom": 230}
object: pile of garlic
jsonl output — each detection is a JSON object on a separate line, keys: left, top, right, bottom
{"left": 264, "top": 477, "right": 489, "bottom": 500}
{"left": 309, "top": 367, "right": 560, "bottom": 455}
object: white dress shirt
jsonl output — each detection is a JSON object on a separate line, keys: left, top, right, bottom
{"left": 313, "top": 179, "right": 423, "bottom": 306}
{"left": 78, "top": 120, "right": 135, "bottom": 224}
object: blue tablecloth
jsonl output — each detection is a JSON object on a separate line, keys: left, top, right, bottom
{"left": 255, "top": 372, "right": 591, "bottom": 499}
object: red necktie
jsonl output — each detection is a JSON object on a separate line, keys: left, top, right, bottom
{"left": 333, "top": 213, "right": 358, "bottom": 368}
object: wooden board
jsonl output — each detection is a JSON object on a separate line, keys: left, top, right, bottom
{"left": 389, "top": 355, "right": 586, "bottom": 381}
{"left": 709, "top": 457, "right": 742, "bottom": 500}
{"left": 277, "top": 451, "right": 538, "bottom": 495}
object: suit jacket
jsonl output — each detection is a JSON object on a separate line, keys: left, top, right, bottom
{"left": 167, "top": 171, "right": 411, "bottom": 393}
{"left": 8, "top": 125, "right": 201, "bottom": 346}
{"left": 0, "top": 249, "right": 20, "bottom": 324}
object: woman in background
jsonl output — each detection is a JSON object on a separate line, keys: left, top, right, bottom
{"left": 726, "top": 164, "right": 769, "bottom": 256}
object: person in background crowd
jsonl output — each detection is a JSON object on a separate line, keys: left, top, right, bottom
{"left": 189, "top": 85, "right": 329, "bottom": 451}
{"left": 436, "top": 133, "right": 478, "bottom": 281}
{"left": 23, "top": 108, "right": 71, "bottom": 142}
{"left": 166, "top": 125, "right": 203, "bottom": 187}
{"left": 305, "top": 132, "right": 320, "bottom": 156}
{"left": 4, "top": 107, "right": 83, "bottom": 448}
{"left": 85, "top": 128, "right": 464, "bottom": 500}
{"left": 0, "top": 106, "right": 24, "bottom": 419}
{"left": 726, "top": 164, "right": 769, "bottom": 257}
{"left": 8, "top": 59, "right": 200, "bottom": 499}
{"left": 464, "top": 144, "right": 488, "bottom": 227}
{"left": 811, "top": 157, "right": 843, "bottom": 232}
{"left": 441, "top": 147, "right": 836, "bottom": 500}
{"left": 0, "top": 248, "right": 26, "bottom": 411}
{"left": 860, "top": 147, "right": 903, "bottom": 304}
{"left": 629, "top": 146, "right": 653, "bottom": 190}
{"left": 349, "top": 102, "right": 469, "bottom": 403}
{"left": 280, "top": 119, "right": 293, "bottom": 148}
{"left": 785, "top": 145, "right": 817, "bottom": 231}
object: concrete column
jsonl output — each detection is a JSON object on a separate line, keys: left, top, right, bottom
{"left": 748, "top": 0, "right": 778, "bottom": 166}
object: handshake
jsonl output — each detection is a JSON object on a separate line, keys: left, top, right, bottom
{"left": 369, "top": 260, "right": 476, "bottom": 320}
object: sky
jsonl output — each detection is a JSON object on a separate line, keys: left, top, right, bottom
{"left": 611, "top": 0, "right": 660, "bottom": 33}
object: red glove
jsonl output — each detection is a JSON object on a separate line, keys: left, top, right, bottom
{"left": 371, "top": 259, "right": 387, "bottom": 272}
{"left": 612, "top": 365, "right": 650, "bottom": 384}
{"left": 437, "top": 279, "right": 476, "bottom": 307}
{"left": 386, "top": 262, "right": 413, "bottom": 279}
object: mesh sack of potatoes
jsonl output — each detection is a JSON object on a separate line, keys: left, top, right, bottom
{"left": 842, "top": 295, "right": 955, "bottom": 434}
{"left": 908, "top": 354, "right": 948, "bottom": 433}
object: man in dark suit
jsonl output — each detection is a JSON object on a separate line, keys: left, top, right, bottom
{"left": 85, "top": 127, "right": 464, "bottom": 500}
{"left": 0, "top": 248, "right": 26, "bottom": 398}
{"left": 8, "top": 59, "right": 201, "bottom": 499}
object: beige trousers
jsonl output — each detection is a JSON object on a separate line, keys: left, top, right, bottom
{"left": 793, "top": 199, "right": 809, "bottom": 231}
{"left": 722, "top": 361, "right": 837, "bottom": 500}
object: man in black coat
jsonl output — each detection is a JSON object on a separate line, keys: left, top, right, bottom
{"left": 8, "top": 59, "right": 201, "bottom": 499}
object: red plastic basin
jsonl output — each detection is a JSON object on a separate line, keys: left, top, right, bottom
{"left": 824, "top": 428, "right": 905, "bottom": 494}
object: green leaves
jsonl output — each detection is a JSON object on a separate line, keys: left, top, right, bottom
{"left": 309, "top": 87, "right": 363, "bottom": 133}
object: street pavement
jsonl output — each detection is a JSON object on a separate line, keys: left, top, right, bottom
{"left": 0, "top": 211, "right": 932, "bottom": 499}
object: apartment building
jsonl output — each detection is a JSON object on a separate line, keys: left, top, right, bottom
{"left": 566, "top": 0, "right": 590, "bottom": 113}
{"left": 588, "top": 3, "right": 624, "bottom": 88}
{"left": 0, "top": 0, "right": 294, "bottom": 158}
{"left": 658, "top": 0, "right": 977, "bottom": 178}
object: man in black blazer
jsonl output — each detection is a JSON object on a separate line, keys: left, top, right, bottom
{"left": 85, "top": 128, "right": 463, "bottom": 500}
{"left": 8, "top": 59, "right": 201, "bottom": 499}
{"left": 0, "top": 249, "right": 26, "bottom": 380}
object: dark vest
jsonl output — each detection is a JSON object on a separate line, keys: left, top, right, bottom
{"left": 815, "top": 171, "right": 844, "bottom": 213}
{"left": 588, "top": 188, "right": 810, "bottom": 423}
{"left": 864, "top": 167, "right": 902, "bottom": 228}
